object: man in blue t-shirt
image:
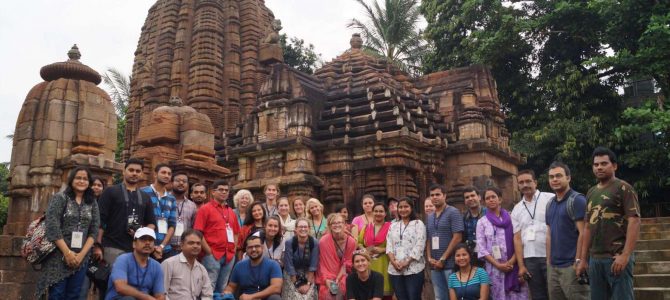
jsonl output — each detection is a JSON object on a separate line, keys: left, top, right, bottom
{"left": 224, "top": 234, "right": 282, "bottom": 300}
{"left": 546, "top": 162, "right": 590, "bottom": 299}
{"left": 425, "top": 183, "right": 464, "bottom": 300}
{"left": 106, "top": 227, "right": 165, "bottom": 300}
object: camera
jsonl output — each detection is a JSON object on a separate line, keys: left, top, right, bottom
{"left": 522, "top": 272, "right": 531, "bottom": 281}
{"left": 127, "top": 219, "right": 141, "bottom": 234}
{"left": 578, "top": 272, "right": 589, "bottom": 285}
{"left": 294, "top": 273, "right": 309, "bottom": 289}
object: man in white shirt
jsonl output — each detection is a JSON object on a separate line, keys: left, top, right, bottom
{"left": 161, "top": 229, "right": 213, "bottom": 300}
{"left": 512, "top": 169, "right": 554, "bottom": 300}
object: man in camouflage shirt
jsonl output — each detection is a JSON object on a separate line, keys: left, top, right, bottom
{"left": 578, "top": 147, "right": 640, "bottom": 300}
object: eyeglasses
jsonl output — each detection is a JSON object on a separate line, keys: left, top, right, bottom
{"left": 246, "top": 245, "right": 262, "bottom": 250}
{"left": 296, "top": 225, "right": 309, "bottom": 229}
{"left": 74, "top": 176, "right": 89, "bottom": 182}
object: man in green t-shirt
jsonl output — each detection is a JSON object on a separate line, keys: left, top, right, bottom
{"left": 578, "top": 147, "right": 640, "bottom": 300}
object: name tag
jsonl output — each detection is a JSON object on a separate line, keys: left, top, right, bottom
{"left": 492, "top": 245, "right": 502, "bottom": 260}
{"left": 71, "top": 231, "right": 83, "bottom": 249}
{"left": 226, "top": 225, "right": 234, "bottom": 242}
{"left": 432, "top": 236, "right": 440, "bottom": 250}
{"left": 525, "top": 226, "right": 536, "bottom": 241}
{"left": 175, "top": 221, "right": 185, "bottom": 237}
{"left": 157, "top": 218, "right": 168, "bottom": 234}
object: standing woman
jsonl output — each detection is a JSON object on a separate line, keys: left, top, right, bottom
{"left": 263, "top": 216, "right": 285, "bottom": 267}
{"left": 237, "top": 201, "right": 267, "bottom": 260}
{"left": 335, "top": 204, "right": 354, "bottom": 236}
{"left": 386, "top": 198, "right": 426, "bottom": 300}
{"left": 424, "top": 196, "right": 436, "bottom": 217}
{"left": 293, "top": 197, "right": 307, "bottom": 219}
{"left": 283, "top": 218, "right": 319, "bottom": 300}
{"left": 448, "top": 243, "right": 490, "bottom": 300}
{"left": 476, "top": 187, "right": 528, "bottom": 300}
{"left": 317, "top": 213, "right": 356, "bottom": 300}
{"left": 233, "top": 189, "right": 253, "bottom": 227}
{"left": 351, "top": 194, "right": 375, "bottom": 239}
{"left": 278, "top": 197, "right": 296, "bottom": 240}
{"left": 306, "top": 198, "right": 327, "bottom": 240}
{"left": 357, "top": 202, "right": 393, "bottom": 299}
{"left": 91, "top": 177, "right": 106, "bottom": 200}
{"left": 36, "top": 167, "right": 100, "bottom": 300}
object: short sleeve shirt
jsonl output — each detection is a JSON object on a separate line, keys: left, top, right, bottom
{"left": 229, "top": 258, "right": 282, "bottom": 295}
{"left": 511, "top": 190, "right": 554, "bottom": 258}
{"left": 448, "top": 267, "right": 490, "bottom": 300}
{"left": 105, "top": 253, "right": 165, "bottom": 300}
{"left": 426, "top": 206, "right": 464, "bottom": 268}
{"left": 345, "top": 270, "right": 384, "bottom": 300}
{"left": 586, "top": 178, "right": 640, "bottom": 258}
{"left": 546, "top": 189, "right": 587, "bottom": 267}
{"left": 193, "top": 201, "right": 240, "bottom": 262}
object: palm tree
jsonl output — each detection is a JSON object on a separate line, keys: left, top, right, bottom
{"left": 102, "top": 68, "right": 131, "bottom": 118}
{"left": 348, "top": 0, "right": 426, "bottom": 75}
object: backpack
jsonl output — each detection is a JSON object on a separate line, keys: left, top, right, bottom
{"left": 546, "top": 191, "right": 583, "bottom": 222}
{"left": 21, "top": 196, "right": 67, "bottom": 265}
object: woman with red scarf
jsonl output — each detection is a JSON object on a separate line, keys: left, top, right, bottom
{"left": 356, "top": 202, "right": 393, "bottom": 299}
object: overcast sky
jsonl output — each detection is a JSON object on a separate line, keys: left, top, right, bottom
{"left": 0, "top": 0, "right": 368, "bottom": 163}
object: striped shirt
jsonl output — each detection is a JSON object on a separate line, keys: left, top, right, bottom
{"left": 448, "top": 267, "right": 490, "bottom": 300}
{"left": 426, "top": 205, "right": 464, "bottom": 269}
{"left": 169, "top": 197, "right": 198, "bottom": 247}
{"left": 141, "top": 185, "right": 177, "bottom": 252}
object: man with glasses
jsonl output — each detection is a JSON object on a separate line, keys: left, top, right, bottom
{"left": 167, "top": 172, "right": 198, "bottom": 258}
{"left": 224, "top": 234, "right": 282, "bottom": 300}
{"left": 193, "top": 180, "right": 240, "bottom": 293}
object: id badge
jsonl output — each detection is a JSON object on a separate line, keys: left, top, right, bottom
{"left": 525, "top": 226, "right": 536, "bottom": 241}
{"left": 71, "top": 231, "right": 84, "bottom": 249}
{"left": 127, "top": 216, "right": 135, "bottom": 226}
{"left": 226, "top": 225, "right": 234, "bottom": 242}
{"left": 158, "top": 218, "right": 168, "bottom": 234}
{"left": 432, "top": 236, "right": 440, "bottom": 250}
{"left": 492, "top": 245, "right": 502, "bottom": 260}
{"left": 175, "top": 221, "right": 185, "bottom": 237}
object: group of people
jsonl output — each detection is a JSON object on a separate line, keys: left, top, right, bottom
{"left": 35, "top": 146, "right": 640, "bottom": 300}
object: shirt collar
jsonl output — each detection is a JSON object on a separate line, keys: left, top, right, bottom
{"left": 521, "top": 189, "right": 541, "bottom": 203}
{"left": 150, "top": 184, "right": 169, "bottom": 198}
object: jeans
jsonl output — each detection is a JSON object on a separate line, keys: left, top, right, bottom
{"left": 202, "top": 254, "right": 236, "bottom": 293}
{"left": 589, "top": 256, "right": 635, "bottom": 300}
{"left": 390, "top": 272, "right": 425, "bottom": 300}
{"left": 525, "top": 257, "right": 549, "bottom": 300}
{"left": 49, "top": 262, "right": 89, "bottom": 300}
{"left": 431, "top": 268, "right": 453, "bottom": 300}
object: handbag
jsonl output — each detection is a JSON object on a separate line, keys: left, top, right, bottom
{"left": 21, "top": 215, "right": 56, "bottom": 265}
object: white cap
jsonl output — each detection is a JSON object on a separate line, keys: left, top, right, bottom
{"left": 134, "top": 227, "right": 156, "bottom": 240}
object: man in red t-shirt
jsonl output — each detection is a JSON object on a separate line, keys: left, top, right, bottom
{"left": 193, "top": 179, "right": 240, "bottom": 293}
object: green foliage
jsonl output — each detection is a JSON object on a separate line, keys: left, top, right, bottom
{"left": 421, "top": 0, "right": 670, "bottom": 201}
{"left": 0, "top": 163, "right": 9, "bottom": 230}
{"left": 102, "top": 68, "right": 131, "bottom": 162}
{"left": 280, "top": 34, "right": 321, "bottom": 74}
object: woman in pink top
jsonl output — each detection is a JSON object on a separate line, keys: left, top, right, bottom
{"left": 317, "top": 213, "right": 356, "bottom": 300}
{"left": 350, "top": 194, "right": 375, "bottom": 239}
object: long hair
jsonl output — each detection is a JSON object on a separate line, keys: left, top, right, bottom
{"left": 372, "top": 202, "right": 389, "bottom": 222}
{"left": 264, "top": 216, "right": 283, "bottom": 250}
{"left": 397, "top": 197, "right": 417, "bottom": 221}
{"left": 244, "top": 201, "right": 268, "bottom": 227}
{"left": 452, "top": 243, "right": 475, "bottom": 272}
{"left": 64, "top": 167, "right": 95, "bottom": 205}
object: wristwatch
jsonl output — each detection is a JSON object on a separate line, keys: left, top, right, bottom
{"left": 574, "top": 258, "right": 581, "bottom": 265}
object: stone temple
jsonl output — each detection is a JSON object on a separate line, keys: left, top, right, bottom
{"left": 1, "top": 0, "right": 522, "bottom": 295}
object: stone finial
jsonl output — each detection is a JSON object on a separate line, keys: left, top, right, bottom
{"left": 169, "top": 96, "right": 184, "bottom": 107}
{"left": 350, "top": 33, "right": 363, "bottom": 49}
{"left": 67, "top": 44, "right": 81, "bottom": 60}
{"left": 263, "top": 19, "right": 282, "bottom": 44}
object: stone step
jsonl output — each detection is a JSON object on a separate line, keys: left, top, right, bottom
{"left": 635, "top": 249, "right": 670, "bottom": 262}
{"left": 637, "top": 239, "right": 670, "bottom": 251}
{"left": 635, "top": 261, "right": 670, "bottom": 274}
{"left": 641, "top": 217, "right": 670, "bottom": 224}
{"left": 635, "top": 287, "right": 670, "bottom": 300}
{"left": 634, "top": 274, "right": 670, "bottom": 288}
{"left": 641, "top": 223, "right": 670, "bottom": 233}
{"left": 641, "top": 231, "right": 670, "bottom": 240}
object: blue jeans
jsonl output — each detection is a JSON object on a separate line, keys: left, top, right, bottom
{"left": 431, "top": 268, "right": 453, "bottom": 300}
{"left": 390, "top": 272, "right": 425, "bottom": 300}
{"left": 589, "top": 256, "right": 634, "bottom": 300}
{"left": 49, "top": 262, "right": 88, "bottom": 300}
{"left": 202, "top": 254, "right": 236, "bottom": 293}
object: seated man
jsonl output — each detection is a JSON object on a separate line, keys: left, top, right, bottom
{"left": 106, "top": 227, "right": 165, "bottom": 300}
{"left": 223, "top": 234, "right": 282, "bottom": 300}
{"left": 161, "top": 229, "right": 213, "bottom": 299}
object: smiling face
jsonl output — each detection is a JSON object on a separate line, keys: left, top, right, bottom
{"left": 212, "top": 184, "right": 229, "bottom": 203}
{"left": 454, "top": 247, "right": 471, "bottom": 268}
{"left": 424, "top": 197, "right": 435, "bottom": 214}
{"left": 463, "top": 191, "right": 480, "bottom": 209}
{"left": 484, "top": 190, "right": 502, "bottom": 211}
{"left": 265, "top": 218, "right": 280, "bottom": 239}
{"left": 91, "top": 179, "right": 104, "bottom": 197}
{"left": 72, "top": 170, "right": 90, "bottom": 194}
{"left": 398, "top": 200, "right": 412, "bottom": 220}
{"left": 373, "top": 204, "right": 386, "bottom": 223}
{"left": 295, "top": 219, "right": 310, "bottom": 238}
{"left": 308, "top": 202, "right": 322, "bottom": 218}
{"left": 293, "top": 199, "right": 305, "bottom": 216}
{"left": 264, "top": 184, "right": 279, "bottom": 202}
{"left": 251, "top": 204, "right": 265, "bottom": 221}
{"left": 278, "top": 198, "right": 291, "bottom": 217}
{"left": 362, "top": 197, "right": 374, "bottom": 214}
{"left": 245, "top": 237, "right": 263, "bottom": 260}
{"left": 239, "top": 194, "right": 251, "bottom": 209}
{"left": 329, "top": 214, "right": 345, "bottom": 234}
{"left": 353, "top": 254, "right": 370, "bottom": 273}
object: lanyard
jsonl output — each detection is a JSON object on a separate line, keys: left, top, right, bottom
{"left": 312, "top": 219, "right": 323, "bottom": 238}
{"left": 250, "top": 263, "right": 262, "bottom": 291}
{"left": 458, "top": 267, "right": 474, "bottom": 300}
{"left": 399, "top": 221, "right": 411, "bottom": 240}
{"left": 522, "top": 193, "right": 540, "bottom": 220}
{"left": 333, "top": 235, "right": 349, "bottom": 266}
{"left": 150, "top": 185, "right": 165, "bottom": 218}
{"left": 433, "top": 209, "right": 446, "bottom": 233}
{"left": 176, "top": 199, "right": 185, "bottom": 219}
{"left": 215, "top": 203, "right": 231, "bottom": 224}
{"left": 133, "top": 258, "right": 149, "bottom": 289}
{"left": 122, "top": 184, "right": 141, "bottom": 218}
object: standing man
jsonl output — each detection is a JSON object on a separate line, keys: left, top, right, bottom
{"left": 578, "top": 147, "right": 640, "bottom": 300}
{"left": 223, "top": 234, "right": 282, "bottom": 300}
{"left": 161, "top": 229, "right": 213, "bottom": 299}
{"left": 263, "top": 184, "right": 280, "bottom": 217}
{"left": 140, "top": 163, "right": 177, "bottom": 261}
{"left": 190, "top": 183, "right": 208, "bottom": 209}
{"left": 546, "top": 162, "right": 590, "bottom": 299}
{"left": 98, "top": 158, "right": 156, "bottom": 266}
{"left": 105, "top": 227, "right": 165, "bottom": 300}
{"left": 193, "top": 180, "right": 240, "bottom": 293}
{"left": 425, "top": 183, "right": 464, "bottom": 300}
{"left": 462, "top": 186, "right": 485, "bottom": 265}
{"left": 512, "top": 169, "right": 553, "bottom": 300}
{"left": 168, "top": 172, "right": 198, "bottom": 258}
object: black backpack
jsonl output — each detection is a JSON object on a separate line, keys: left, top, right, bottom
{"left": 546, "top": 192, "right": 583, "bottom": 222}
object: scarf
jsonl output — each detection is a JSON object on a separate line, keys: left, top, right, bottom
{"left": 363, "top": 221, "right": 391, "bottom": 246}
{"left": 485, "top": 208, "right": 521, "bottom": 293}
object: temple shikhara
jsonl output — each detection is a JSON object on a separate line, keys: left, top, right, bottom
{"left": 1, "top": 0, "right": 522, "bottom": 296}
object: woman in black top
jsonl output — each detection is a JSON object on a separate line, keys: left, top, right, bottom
{"left": 346, "top": 251, "right": 383, "bottom": 300}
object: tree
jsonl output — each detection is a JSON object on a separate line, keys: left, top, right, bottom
{"left": 102, "top": 68, "right": 131, "bottom": 162}
{"left": 348, "top": 0, "right": 426, "bottom": 74}
{"left": 0, "top": 163, "right": 9, "bottom": 230}
{"left": 280, "top": 34, "right": 322, "bottom": 74}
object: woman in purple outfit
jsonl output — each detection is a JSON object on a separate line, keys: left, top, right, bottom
{"left": 476, "top": 187, "right": 528, "bottom": 300}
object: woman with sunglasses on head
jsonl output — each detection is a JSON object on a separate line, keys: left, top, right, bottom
{"left": 317, "top": 213, "right": 357, "bottom": 300}
{"left": 448, "top": 243, "right": 490, "bottom": 300}
{"left": 237, "top": 201, "right": 267, "bottom": 260}
{"left": 346, "top": 250, "right": 384, "bottom": 300}
{"left": 36, "top": 167, "right": 100, "bottom": 300}
{"left": 386, "top": 198, "right": 426, "bottom": 300}
{"left": 356, "top": 202, "right": 393, "bottom": 299}
{"left": 282, "top": 218, "right": 319, "bottom": 300}
{"left": 278, "top": 197, "right": 296, "bottom": 240}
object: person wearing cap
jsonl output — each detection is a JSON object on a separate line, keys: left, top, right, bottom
{"left": 223, "top": 234, "right": 283, "bottom": 300}
{"left": 105, "top": 227, "right": 166, "bottom": 300}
